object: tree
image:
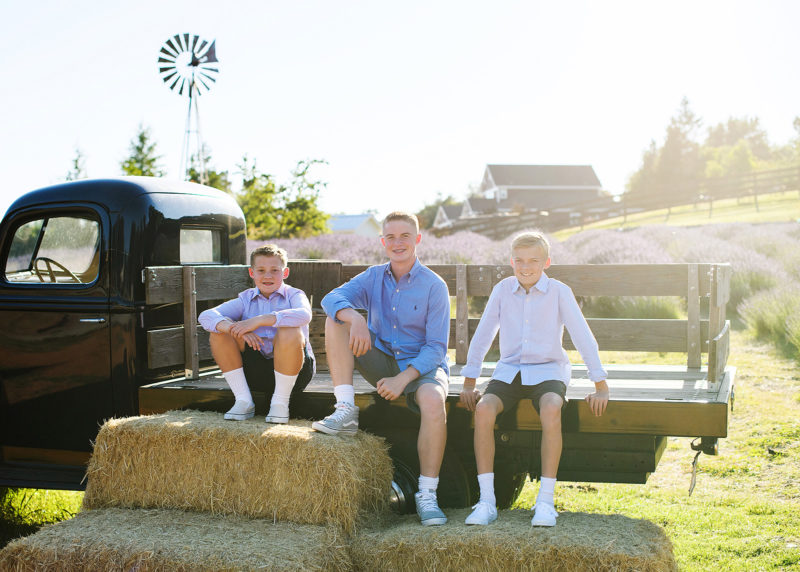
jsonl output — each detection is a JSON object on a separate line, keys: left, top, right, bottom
{"left": 66, "top": 147, "right": 87, "bottom": 181}
{"left": 188, "top": 145, "right": 232, "bottom": 194}
{"left": 120, "top": 125, "right": 166, "bottom": 177}
{"left": 706, "top": 116, "right": 771, "bottom": 160}
{"left": 236, "top": 157, "right": 329, "bottom": 239}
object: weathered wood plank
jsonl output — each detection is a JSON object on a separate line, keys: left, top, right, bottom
{"left": 687, "top": 264, "right": 701, "bottom": 368}
{"left": 182, "top": 267, "right": 199, "bottom": 379}
{"left": 145, "top": 265, "right": 250, "bottom": 305}
{"left": 708, "top": 321, "right": 730, "bottom": 385}
{"left": 455, "top": 264, "right": 468, "bottom": 363}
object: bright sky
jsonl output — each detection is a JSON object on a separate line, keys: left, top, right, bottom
{"left": 2, "top": 1, "right": 799, "bottom": 220}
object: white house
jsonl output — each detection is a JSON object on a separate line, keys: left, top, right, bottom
{"left": 327, "top": 214, "right": 381, "bottom": 237}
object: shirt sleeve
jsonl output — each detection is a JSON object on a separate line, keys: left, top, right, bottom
{"left": 407, "top": 279, "right": 450, "bottom": 376}
{"left": 273, "top": 289, "right": 312, "bottom": 327}
{"left": 321, "top": 268, "right": 372, "bottom": 323}
{"left": 560, "top": 284, "right": 607, "bottom": 382}
{"left": 198, "top": 295, "right": 246, "bottom": 333}
{"left": 460, "top": 284, "right": 502, "bottom": 379}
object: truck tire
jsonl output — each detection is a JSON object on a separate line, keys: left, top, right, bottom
{"left": 387, "top": 439, "right": 475, "bottom": 514}
{"left": 494, "top": 471, "right": 527, "bottom": 509}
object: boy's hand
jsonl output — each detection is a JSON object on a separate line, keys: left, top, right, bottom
{"left": 460, "top": 378, "right": 481, "bottom": 411}
{"left": 229, "top": 315, "right": 271, "bottom": 337}
{"left": 376, "top": 375, "right": 410, "bottom": 401}
{"left": 239, "top": 331, "right": 263, "bottom": 352}
{"left": 585, "top": 380, "right": 609, "bottom": 416}
{"left": 348, "top": 314, "right": 372, "bottom": 357}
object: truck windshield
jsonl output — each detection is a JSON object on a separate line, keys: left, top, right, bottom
{"left": 5, "top": 215, "right": 100, "bottom": 284}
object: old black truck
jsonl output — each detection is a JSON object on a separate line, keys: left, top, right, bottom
{"left": 0, "top": 177, "right": 734, "bottom": 514}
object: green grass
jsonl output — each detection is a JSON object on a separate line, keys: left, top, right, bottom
{"left": 0, "top": 488, "right": 83, "bottom": 548}
{"left": 553, "top": 191, "right": 800, "bottom": 240}
{"left": 518, "top": 329, "right": 800, "bottom": 570}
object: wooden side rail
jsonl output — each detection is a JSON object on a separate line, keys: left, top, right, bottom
{"left": 144, "top": 262, "right": 732, "bottom": 389}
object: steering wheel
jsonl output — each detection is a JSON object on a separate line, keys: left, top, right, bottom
{"left": 32, "top": 257, "right": 81, "bottom": 283}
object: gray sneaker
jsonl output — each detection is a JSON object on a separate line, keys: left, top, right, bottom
{"left": 415, "top": 490, "right": 447, "bottom": 526}
{"left": 223, "top": 400, "right": 255, "bottom": 421}
{"left": 311, "top": 402, "right": 359, "bottom": 436}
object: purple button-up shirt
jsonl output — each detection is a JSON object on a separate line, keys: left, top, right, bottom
{"left": 321, "top": 258, "right": 450, "bottom": 376}
{"left": 198, "top": 283, "right": 313, "bottom": 359}
{"left": 461, "top": 274, "right": 606, "bottom": 386}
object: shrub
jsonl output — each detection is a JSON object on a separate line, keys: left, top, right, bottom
{"left": 739, "top": 286, "right": 800, "bottom": 357}
{"left": 580, "top": 296, "right": 684, "bottom": 319}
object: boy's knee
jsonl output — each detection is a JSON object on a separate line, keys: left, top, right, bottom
{"left": 273, "top": 326, "right": 304, "bottom": 348}
{"left": 538, "top": 394, "right": 563, "bottom": 426}
{"left": 415, "top": 384, "right": 446, "bottom": 417}
{"left": 474, "top": 398, "right": 500, "bottom": 425}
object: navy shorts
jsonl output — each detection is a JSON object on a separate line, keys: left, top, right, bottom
{"left": 484, "top": 375, "right": 567, "bottom": 414}
{"left": 242, "top": 345, "right": 315, "bottom": 404}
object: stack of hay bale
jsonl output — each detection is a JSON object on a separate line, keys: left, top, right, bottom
{"left": 1, "top": 410, "right": 678, "bottom": 571}
{"left": 0, "top": 410, "right": 393, "bottom": 571}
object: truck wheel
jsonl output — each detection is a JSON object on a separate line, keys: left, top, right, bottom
{"left": 387, "top": 440, "right": 475, "bottom": 514}
{"left": 494, "top": 471, "right": 527, "bottom": 509}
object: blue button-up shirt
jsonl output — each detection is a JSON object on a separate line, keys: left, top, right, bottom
{"left": 198, "top": 283, "right": 313, "bottom": 359}
{"left": 461, "top": 274, "right": 606, "bottom": 386}
{"left": 321, "top": 258, "right": 450, "bottom": 376}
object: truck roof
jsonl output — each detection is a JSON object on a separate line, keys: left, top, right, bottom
{"left": 7, "top": 177, "right": 234, "bottom": 214}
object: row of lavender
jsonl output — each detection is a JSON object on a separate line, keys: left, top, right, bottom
{"left": 250, "top": 221, "right": 800, "bottom": 360}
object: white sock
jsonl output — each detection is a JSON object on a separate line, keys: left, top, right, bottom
{"left": 223, "top": 368, "right": 253, "bottom": 404}
{"left": 477, "top": 473, "right": 496, "bottom": 506}
{"left": 536, "top": 476, "right": 556, "bottom": 506}
{"left": 333, "top": 384, "right": 355, "bottom": 406}
{"left": 418, "top": 475, "right": 439, "bottom": 493}
{"left": 271, "top": 371, "right": 298, "bottom": 406}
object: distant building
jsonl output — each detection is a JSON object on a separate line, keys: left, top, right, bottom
{"left": 327, "top": 213, "right": 381, "bottom": 237}
{"left": 480, "top": 164, "right": 604, "bottom": 212}
{"left": 432, "top": 204, "right": 464, "bottom": 229}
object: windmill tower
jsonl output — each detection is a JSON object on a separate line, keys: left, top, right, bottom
{"left": 157, "top": 34, "right": 220, "bottom": 184}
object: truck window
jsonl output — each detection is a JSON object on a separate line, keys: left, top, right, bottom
{"left": 180, "top": 228, "right": 222, "bottom": 264}
{"left": 4, "top": 215, "right": 100, "bottom": 284}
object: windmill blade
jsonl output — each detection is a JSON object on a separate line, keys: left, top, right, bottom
{"left": 183, "top": 33, "right": 190, "bottom": 52}
{"left": 199, "top": 66, "right": 219, "bottom": 74}
{"left": 178, "top": 77, "right": 188, "bottom": 96}
{"left": 198, "top": 70, "right": 217, "bottom": 83}
{"left": 160, "top": 45, "right": 178, "bottom": 59}
{"left": 165, "top": 38, "right": 180, "bottom": 56}
{"left": 196, "top": 75, "right": 211, "bottom": 92}
{"left": 173, "top": 34, "right": 184, "bottom": 52}
{"left": 158, "top": 56, "right": 175, "bottom": 64}
{"left": 162, "top": 71, "right": 178, "bottom": 83}
{"left": 169, "top": 75, "right": 182, "bottom": 91}
{"left": 197, "top": 39, "right": 208, "bottom": 54}
{"left": 159, "top": 66, "right": 176, "bottom": 74}
{"left": 202, "top": 40, "right": 219, "bottom": 63}
{"left": 191, "top": 34, "right": 200, "bottom": 53}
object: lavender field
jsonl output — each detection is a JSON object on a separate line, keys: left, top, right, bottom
{"left": 251, "top": 221, "right": 800, "bottom": 360}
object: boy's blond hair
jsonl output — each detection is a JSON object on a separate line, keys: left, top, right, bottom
{"left": 250, "top": 244, "right": 288, "bottom": 267}
{"left": 382, "top": 211, "right": 419, "bottom": 234}
{"left": 511, "top": 231, "right": 550, "bottom": 258}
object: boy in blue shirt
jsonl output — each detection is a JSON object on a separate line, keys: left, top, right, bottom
{"left": 312, "top": 212, "right": 451, "bottom": 526}
{"left": 460, "top": 231, "right": 609, "bottom": 527}
{"left": 199, "top": 245, "right": 315, "bottom": 424}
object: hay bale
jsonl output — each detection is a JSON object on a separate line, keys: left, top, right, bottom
{"left": 0, "top": 507, "right": 350, "bottom": 571}
{"left": 83, "top": 411, "right": 392, "bottom": 533}
{"left": 350, "top": 508, "right": 677, "bottom": 572}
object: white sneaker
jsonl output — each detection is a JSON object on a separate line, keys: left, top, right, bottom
{"left": 223, "top": 400, "right": 255, "bottom": 421}
{"left": 311, "top": 402, "right": 359, "bottom": 436}
{"left": 465, "top": 501, "right": 497, "bottom": 525}
{"left": 265, "top": 402, "right": 289, "bottom": 424}
{"left": 531, "top": 503, "right": 558, "bottom": 527}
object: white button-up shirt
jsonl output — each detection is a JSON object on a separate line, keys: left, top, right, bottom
{"left": 461, "top": 274, "right": 606, "bottom": 386}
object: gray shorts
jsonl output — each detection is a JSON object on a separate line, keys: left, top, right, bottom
{"left": 354, "top": 344, "right": 448, "bottom": 414}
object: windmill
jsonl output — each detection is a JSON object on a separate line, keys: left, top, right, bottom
{"left": 157, "top": 34, "right": 219, "bottom": 184}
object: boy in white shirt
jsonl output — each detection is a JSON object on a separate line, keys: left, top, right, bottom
{"left": 459, "top": 232, "right": 609, "bottom": 527}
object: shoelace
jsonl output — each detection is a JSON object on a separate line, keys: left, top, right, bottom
{"left": 417, "top": 493, "right": 439, "bottom": 511}
{"left": 327, "top": 403, "right": 352, "bottom": 421}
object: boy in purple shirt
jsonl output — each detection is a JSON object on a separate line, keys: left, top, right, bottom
{"left": 198, "top": 245, "right": 315, "bottom": 424}
{"left": 312, "top": 212, "right": 451, "bottom": 526}
{"left": 460, "top": 232, "right": 609, "bottom": 527}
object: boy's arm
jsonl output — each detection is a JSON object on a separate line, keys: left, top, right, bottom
{"left": 321, "top": 268, "right": 372, "bottom": 323}
{"left": 560, "top": 285, "right": 610, "bottom": 417}
{"left": 198, "top": 296, "right": 246, "bottom": 333}
{"left": 405, "top": 280, "right": 450, "bottom": 377}
{"left": 272, "top": 290, "right": 312, "bottom": 327}
{"left": 459, "top": 377, "right": 481, "bottom": 411}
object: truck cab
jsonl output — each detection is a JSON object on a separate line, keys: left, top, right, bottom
{"left": 0, "top": 177, "right": 246, "bottom": 489}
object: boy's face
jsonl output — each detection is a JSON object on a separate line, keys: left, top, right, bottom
{"left": 249, "top": 255, "right": 289, "bottom": 297}
{"left": 381, "top": 219, "right": 421, "bottom": 266}
{"left": 511, "top": 245, "right": 551, "bottom": 290}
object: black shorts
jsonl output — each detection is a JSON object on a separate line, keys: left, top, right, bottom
{"left": 484, "top": 375, "right": 567, "bottom": 414}
{"left": 241, "top": 345, "right": 315, "bottom": 404}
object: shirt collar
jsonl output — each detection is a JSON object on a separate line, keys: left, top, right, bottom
{"left": 383, "top": 258, "right": 422, "bottom": 282}
{"left": 248, "top": 283, "right": 288, "bottom": 301}
{"left": 512, "top": 272, "right": 550, "bottom": 294}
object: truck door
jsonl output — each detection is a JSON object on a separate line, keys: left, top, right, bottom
{"left": 0, "top": 208, "right": 111, "bottom": 467}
